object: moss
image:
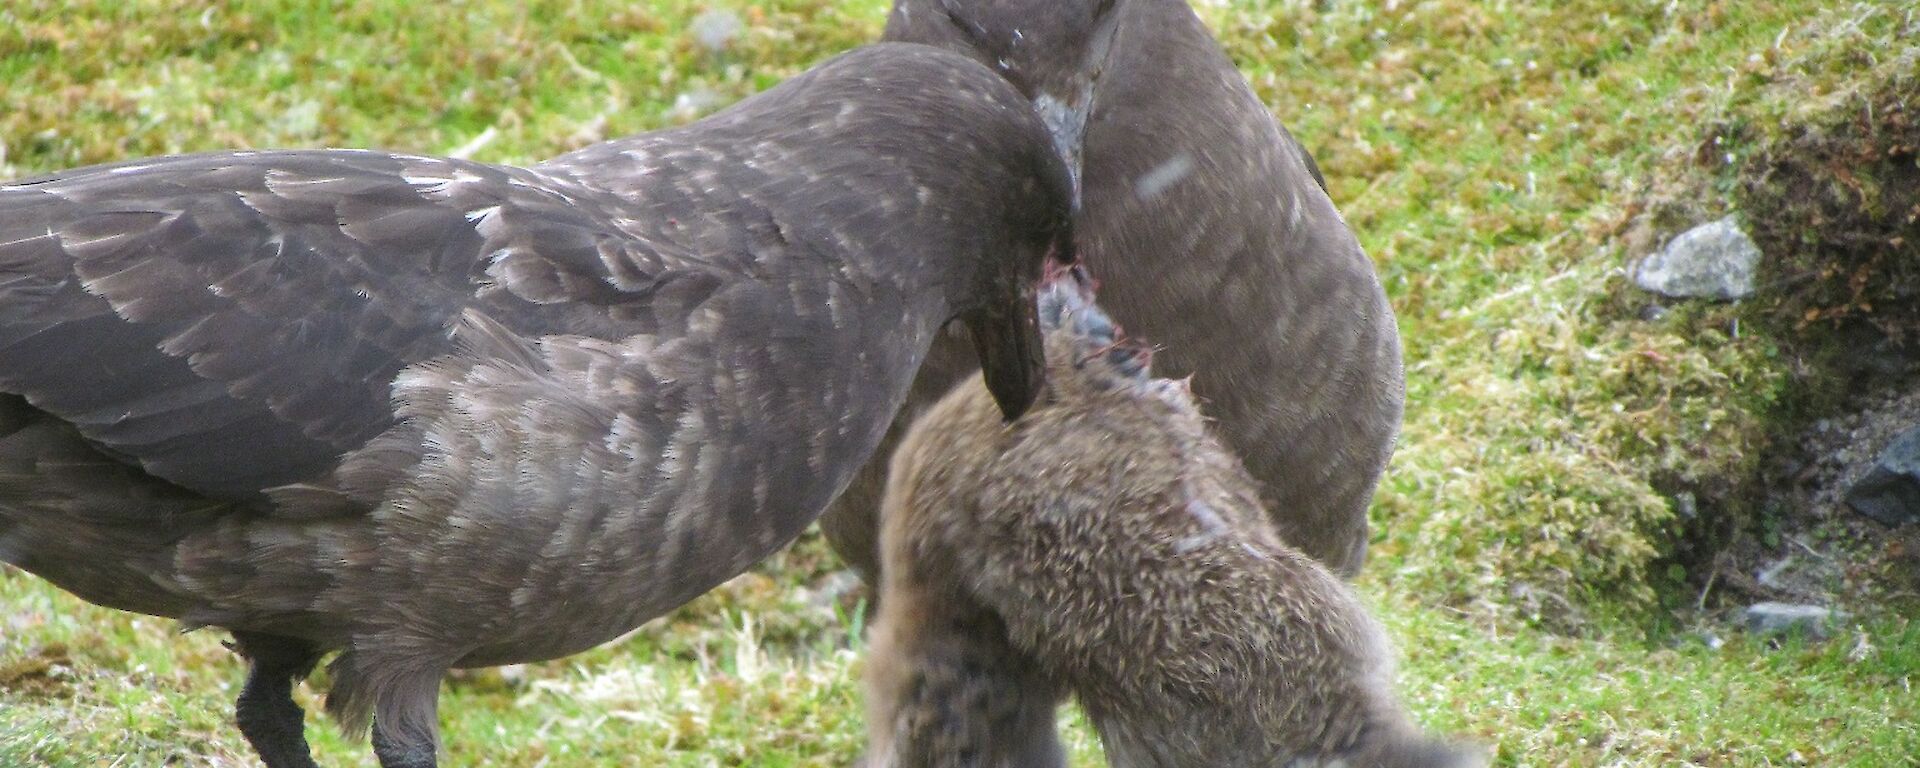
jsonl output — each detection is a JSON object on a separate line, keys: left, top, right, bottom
{"left": 1612, "top": 8, "right": 1920, "bottom": 586}
{"left": 0, "top": 644, "right": 74, "bottom": 700}
{"left": 1738, "top": 58, "right": 1920, "bottom": 343}
{"left": 1534, "top": 4, "right": 1920, "bottom": 613}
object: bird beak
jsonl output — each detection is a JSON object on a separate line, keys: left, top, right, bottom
{"left": 967, "top": 278, "right": 1045, "bottom": 422}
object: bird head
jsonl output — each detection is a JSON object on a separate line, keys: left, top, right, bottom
{"left": 885, "top": 0, "right": 1118, "bottom": 101}
{"left": 884, "top": 0, "right": 1121, "bottom": 197}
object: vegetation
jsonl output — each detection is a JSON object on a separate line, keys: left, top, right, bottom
{"left": 3, "top": 0, "right": 1916, "bottom": 764}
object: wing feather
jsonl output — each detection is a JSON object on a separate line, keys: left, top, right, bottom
{"left": 0, "top": 150, "right": 678, "bottom": 502}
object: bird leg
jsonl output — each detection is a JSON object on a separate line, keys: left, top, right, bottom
{"left": 230, "top": 631, "right": 322, "bottom": 768}
{"left": 368, "top": 667, "right": 445, "bottom": 768}
{"left": 372, "top": 728, "right": 437, "bottom": 768}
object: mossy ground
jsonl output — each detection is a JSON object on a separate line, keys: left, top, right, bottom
{"left": 3, "top": 1, "right": 1918, "bottom": 765}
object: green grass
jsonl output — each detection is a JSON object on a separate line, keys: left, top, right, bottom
{"left": 5, "top": 0, "right": 1920, "bottom": 764}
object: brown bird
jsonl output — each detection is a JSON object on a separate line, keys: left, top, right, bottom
{"left": 0, "top": 43, "right": 1072, "bottom": 768}
{"left": 866, "top": 270, "right": 1483, "bottom": 768}
{"left": 821, "top": 0, "right": 1404, "bottom": 584}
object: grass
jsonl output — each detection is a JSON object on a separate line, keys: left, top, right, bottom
{"left": 4, "top": 0, "right": 1920, "bottom": 765}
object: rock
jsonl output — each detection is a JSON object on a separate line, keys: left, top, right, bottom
{"left": 1630, "top": 216, "right": 1761, "bottom": 300}
{"left": 793, "top": 569, "right": 866, "bottom": 626}
{"left": 690, "top": 9, "right": 742, "bottom": 53}
{"left": 1845, "top": 425, "right": 1920, "bottom": 527}
{"left": 1754, "top": 557, "right": 1795, "bottom": 591}
{"left": 666, "top": 86, "right": 727, "bottom": 123}
{"left": 803, "top": 569, "right": 864, "bottom": 611}
{"left": 1742, "top": 602, "right": 1846, "bottom": 640}
{"left": 1672, "top": 491, "right": 1698, "bottom": 520}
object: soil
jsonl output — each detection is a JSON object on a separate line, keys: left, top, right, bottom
{"left": 1687, "top": 69, "right": 1920, "bottom": 624}
{"left": 1710, "top": 379, "right": 1920, "bottom": 617}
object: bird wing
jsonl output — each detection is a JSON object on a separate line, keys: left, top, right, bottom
{"left": 0, "top": 149, "right": 690, "bottom": 501}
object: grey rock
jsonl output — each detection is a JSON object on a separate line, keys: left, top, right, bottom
{"left": 1754, "top": 557, "right": 1795, "bottom": 591}
{"left": 1742, "top": 602, "right": 1847, "bottom": 640}
{"left": 1672, "top": 491, "right": 1698, "bottom": 520}
{"left": 666, "top": 86, "right": 727, "bottom": 122}
{"left": 690, "top": 9, "right": 742, "bottom": 53}
{"left": 1844, "top": 425, "right": 1920, "bottom": 526}
{"left": 802, "top": 569, "right": 865, "bottom": 612}
{"left": 1631, "top": 216, "right": 1761, "bottom": 300}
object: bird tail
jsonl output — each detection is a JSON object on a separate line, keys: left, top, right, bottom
{"left": 0, "top": 395, "right": 218, "bottom": 619}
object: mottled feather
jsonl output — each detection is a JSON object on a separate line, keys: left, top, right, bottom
{"left": 822, "top": 0, "right": 1404, "bottom": 586}
{"left": 0, "top": 42, "right": 1072, "bottom": 765}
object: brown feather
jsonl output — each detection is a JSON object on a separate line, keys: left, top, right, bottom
{"left": 827, "top": 0, "right": 1405, "bottom": 586}
{"left": 0, "top": 42, "right": 1074, "bottom": 763}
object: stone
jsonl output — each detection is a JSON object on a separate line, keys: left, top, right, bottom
{"left": 690, "top": 9, "right": 742, "bottom": 53}
{"left": 1742, "top": 602, "right": 1846, "bottom": 640}
{"left": 1844, "top": 425, "right": 1920, "bottom": 527}
{"left": 1630, "top": 216, "right": 1761, "bottom": 300}
{"left": 803, "top": 569, "right": 864, "bottom": 611}
{"left": 666, "top": 86, "right": 727, "bottom": 123}
{"left": 1754, "top": 557, "right": 1795, "bottom": 591}
{"left": 1672, "top": 491, "right": 1698, "bottom": 521}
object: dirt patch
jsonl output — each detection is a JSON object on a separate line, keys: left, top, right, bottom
{"left": 0, "top": 643, "right": 76, "bottom": 699}
{"left": 1740, "top": 85, "right": 1920, "bottom": 346}
{"left": 1625, "top": 50, "right": 1920, "bottom": 621}
{"left": 1695, "top": 73, "right": 1920, "bottom": 618}
{"left": 1708, "top": 388, "right": 1920, "bottom": 614}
